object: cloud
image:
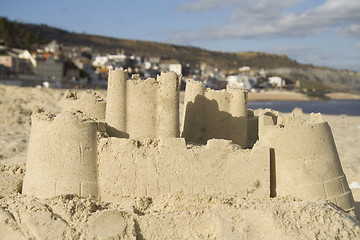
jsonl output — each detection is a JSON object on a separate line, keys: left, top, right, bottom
{"left": 267, "top": 44, "right": 360, "bottom": 70}
{"left": 177, "top": 0, "right": 239, "bottom": 12}
{"left": 230, "top": 0, "right": 303, "bottom": 22}
{"left": 356, "top": 42, "right": 360, "bottom": 48}
{"left": 170, "top": 0, "right": 360, "bottom": 43}
{"left": 341, "top": 24, "right": 360, "bottom": 38}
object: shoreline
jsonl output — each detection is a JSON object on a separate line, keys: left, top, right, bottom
{"left": 324, "top": 92, "right": 360, "bottom": 100}
{"left": 248, "top": 90, "right": 360, "bottom": 102}
{"left": 180, "top": 89, "right": 360, "bottom": 102}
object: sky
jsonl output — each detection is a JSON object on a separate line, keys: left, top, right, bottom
{"left": 0, "top": 0, "right": 359, "bottom": 71}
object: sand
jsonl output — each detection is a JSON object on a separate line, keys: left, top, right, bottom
{"left": 248, "top": 90, "right": 311, "bottom": 101}
{"left": 325, "top": 92, "right": 360, "bottom": 100}
{"left": 0, "top": 84, "right": 360, "bottom": 239}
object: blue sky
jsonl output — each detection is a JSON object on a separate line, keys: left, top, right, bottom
{"left": 1, "top": 0, "right": 359, "bottom": 71}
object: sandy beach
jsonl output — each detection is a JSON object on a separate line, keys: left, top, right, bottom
{"left": 1, "top": 84, "right": 359, "bottom": 239}
{"left": 248, "top": 90, "right": 313, "bottom": 101}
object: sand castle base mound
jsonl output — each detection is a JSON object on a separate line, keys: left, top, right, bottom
{"left": 1, "top": 194, "right": 359, "bottom": 239}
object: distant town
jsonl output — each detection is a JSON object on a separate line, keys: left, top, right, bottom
{"left": 0, "top": 40, "right": 297, "bottom": 91}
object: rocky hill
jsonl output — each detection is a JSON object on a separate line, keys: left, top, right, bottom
{"left": 1, "top": 17, "right": 360, "bottom": 93}
{"left": 268, "top": 67, "right": 360, "bottom": 93}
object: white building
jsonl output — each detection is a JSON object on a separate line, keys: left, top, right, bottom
{"left": 92, "top": 56, "right": 109, "bottom": 68}
{"left": 44, "top": 40, "right": 60, "bottom": 53}
{"left": 226, "top": 74, "right": 252, "bottom": 90}
{"left": 169, "top": 63, "right": 182, "bottom": 75}
{"left": 239, "top": 66, "right": 250, "bottom": 72}
{"left": 19, "top": 50, "right": 37, "bottom": 67}
{"left": 108, "top": 54, "right": 126, "bottom": 62}
{"left": 144, "top": 61, "right": 152, "bottom": 69}
{"left": 268, "top": 76, "right": 285, "bottom": 87}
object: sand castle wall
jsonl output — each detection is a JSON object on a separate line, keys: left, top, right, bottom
{"left": 105, "top": 69, "right": 180, "bottom": 139}
{"left": 258, "top": 110, "right": 354, "bottom": 211}
{"left": 247, "top": 109, "right": 259, "bottom": 147}
{"left": 22, "top": 108, "right": 98, "bottom": 198}
{"left": 97, "top": 138, "right": 270, "bottom": 202}
{"left": 62, "top": 90, "right": 106, "bottom": 120}
{"left": 182, "top": 81, "right": 248, "bottom": 147}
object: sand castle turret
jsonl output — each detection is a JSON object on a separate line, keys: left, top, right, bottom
{"left": 259, "top": 110, "right": 354, "bottom": 211}
{"left": 182, "top": 81, "right": 248, "bottom": 147}
{"left": 105, "top": 69, "right": 181, "bottom": 139}
{"left": 22, "top": 108, "right": 98, "bottom": 198}
{"left": 62, "top": 90, "right": 106, "bottom": 120}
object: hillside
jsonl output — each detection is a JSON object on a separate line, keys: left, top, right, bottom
{"left": 1, "top": 17, "right": 360, "bottom": 93}
{"left": 0, "top": 18, "right": 43, "bottom": 49}
{"left": 16, "top": 21, "right": 303, "bottom": 69}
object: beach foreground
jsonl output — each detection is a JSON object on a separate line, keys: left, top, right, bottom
{"left": 0, "top": 85, "right": 359, "bottom": 239}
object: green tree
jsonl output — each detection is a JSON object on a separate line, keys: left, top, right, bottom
{"left": 0, "top": 17, "right": 43, "bottom": 50}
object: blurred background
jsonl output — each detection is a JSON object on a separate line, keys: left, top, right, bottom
{"left": 0, "top": 0, "right": 359, "bottom": 114}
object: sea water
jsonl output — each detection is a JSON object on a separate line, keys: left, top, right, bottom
{"left": 248, "top": 99, "right": 360, "bottom": 116}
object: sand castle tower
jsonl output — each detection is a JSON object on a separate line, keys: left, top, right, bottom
{"left": 22, "top": 108, "right": 98, "bottom": 198}
{"left": 258, "top": 110, "right": 354, "bottom": 211}
{"left": 182, "top": 81, "right": 248, "bottom": 148}
{"left": 105, "top": 69, "right": 181, "bottom": 139}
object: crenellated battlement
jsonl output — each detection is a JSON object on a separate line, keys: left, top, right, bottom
{"left": 106, "top": 69, "right": 181, "bottom": 139}
{"left": 182, "top": 81, "right": 248, "bottom": 147}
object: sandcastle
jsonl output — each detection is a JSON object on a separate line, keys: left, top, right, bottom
{"left": 22, "top": 69, "right": 355, "bottom": 212}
